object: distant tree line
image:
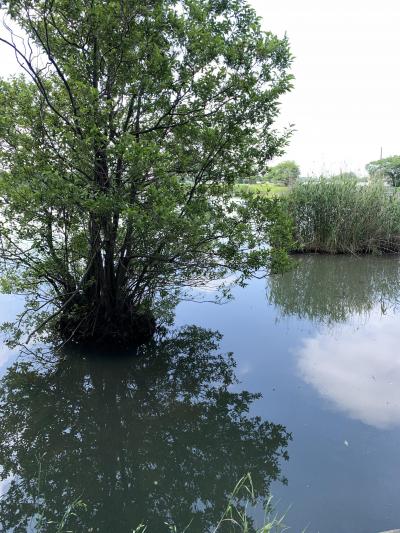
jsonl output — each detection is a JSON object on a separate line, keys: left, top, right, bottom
{"left": 238, "top": 155, "right": 400, "bottom": 189}
{"left": 237, "top": 160, "right": 300, "bottom": 186}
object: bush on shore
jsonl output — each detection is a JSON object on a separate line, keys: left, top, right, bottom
{"left": 234, "top": 182, "right": 288, "bottom": 197}
{"left": 286, "top": 176, "right": 400, "bottom": 254}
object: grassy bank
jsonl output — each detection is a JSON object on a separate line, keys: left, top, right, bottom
{"left": 286, "top": 176, "right": 400, "bottom": 254}
{"left": 234, "top": 182, "right": 289, "bottom": 197}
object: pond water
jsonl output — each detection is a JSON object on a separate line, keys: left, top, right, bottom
{"left": 1, "top": 255, "right": 400, "bottom": 532}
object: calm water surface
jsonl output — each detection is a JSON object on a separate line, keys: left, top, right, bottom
{"left": 1, "top": 255, "right": 400, "bottom": 532}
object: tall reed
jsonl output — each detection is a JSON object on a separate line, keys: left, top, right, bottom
{"left": 286, "top": 176, "right": 400, "bottom": 254}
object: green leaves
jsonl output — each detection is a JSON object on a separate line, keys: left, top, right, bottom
{"left": 286, "top": 176, "right": 400, "bottom": 254}
{"left": 366, "top": 155, "right": 400, "bottom": 187}
{"left": 266, "top": 161, "right": 300, "bottom": 187}
{"left": 0, "top": 0, "right": 293, "bottom": 340}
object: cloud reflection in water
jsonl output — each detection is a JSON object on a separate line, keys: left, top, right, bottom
{"left": 297, "top": 310, "right": 400, "bottom": 429}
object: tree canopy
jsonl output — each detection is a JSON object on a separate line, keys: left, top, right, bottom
{"left": 366, "top": 156, "right": 400, "bottom": 187}
{"left": 0, "top": 0, "right": 293, "bottom": 345}
{"left": 266, "top": 160, "right": 299, "bottom": 186}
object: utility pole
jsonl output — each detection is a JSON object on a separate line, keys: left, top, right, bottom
{"left": 380, "top": 146, "right": 383, "bottom": 160}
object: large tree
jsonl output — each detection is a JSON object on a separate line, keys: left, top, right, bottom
{"left": 0, "top": 0, "right": 293, "bottom": 346}
{"left": 366, "top": 156, "right": 400, "bottom": 187}
{"left": 267, "top": 160, "right": 300, "bottom": 186}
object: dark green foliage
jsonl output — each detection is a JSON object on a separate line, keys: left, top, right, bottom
{"left": 366, "top": 156, "right": 400, "bottom": 187}
{"left": 0, "top": 0, "right": 293, "bottom": 344}
{"left": 266, "top": 160, "right": 300, "bottom": 186}
{"left": 0, "top": 326, "right": 290, "bottom": 532}
{"left": 286, "top": 176, "right": 400, "bottom": 254}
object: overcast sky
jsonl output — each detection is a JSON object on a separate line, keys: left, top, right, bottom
{"left": 1, "top": 1, "right": 400, "bottom": 176}
{"left": 251, "top": 0, "right": 400, "bottom": 175}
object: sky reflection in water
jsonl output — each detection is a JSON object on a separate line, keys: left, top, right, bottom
{"left": 297, "top": 310, "right": 400, "bottom": 430}
{"left": 267, "top": 255, "right": 400, "bottom": 428}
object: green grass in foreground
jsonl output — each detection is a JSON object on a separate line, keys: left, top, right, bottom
{"left": 133, "top": 474, "right": 299, "bottom": 533}
{"left": 234, "top": 182, "right": 289, "bottom": 197}
{"left": 35, "top": 474, "right": 294, "bottom": 532}
{"left": 34, "top": 471, "right": 299, "bottom": 532}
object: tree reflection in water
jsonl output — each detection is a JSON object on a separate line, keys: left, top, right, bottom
{"left": 268, "top": 255, "right": 400, "bottom": 324}
{"left": 0, "top": 326, "right": 291, "bottom": 532}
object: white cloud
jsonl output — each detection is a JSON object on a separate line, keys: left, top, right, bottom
{"left": 297, "top": 310, "right": 400, "bottom": 429}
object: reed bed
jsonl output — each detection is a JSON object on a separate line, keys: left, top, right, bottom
{"left": 286, "top": 176, "right": 400, "bottom": 254}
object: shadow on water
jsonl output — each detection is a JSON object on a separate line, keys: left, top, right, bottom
{"left": 0, "top": 326, "right": 291, "bottom": 532}
{"left": 267, "top": 254, "right": 400, "bottom": 324}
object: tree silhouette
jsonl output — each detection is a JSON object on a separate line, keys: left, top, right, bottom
{"left": 0, "top": 326, "right": 291, "bottom": 532}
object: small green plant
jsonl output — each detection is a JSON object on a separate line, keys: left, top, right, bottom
{"left": 133, "top": 474, "right": 295, "bottom": 533}
{"left": 34, "top": 496, "right": 87, "bottom": 532}
{"left": 29, "top": 457, "right": 87, "bottom": 533}
{"left": 30, "top": 473, "right": 296, "bottom": 532}
{"left": 212, "top": 474, "right": 289, "bottom": 532}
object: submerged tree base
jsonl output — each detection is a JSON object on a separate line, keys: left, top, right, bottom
{"left": 56, "top": 300, "right": 156, "bottom": 348}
